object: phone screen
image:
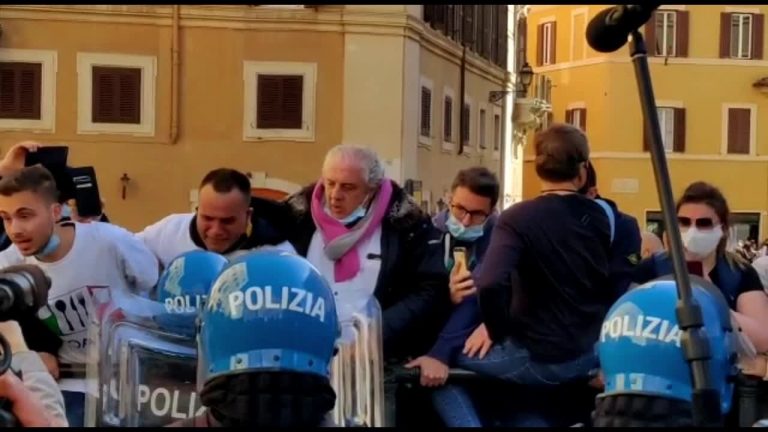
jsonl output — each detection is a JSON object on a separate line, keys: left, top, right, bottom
{"left": 453, "top": 247, "right": 468, "bottom": 272}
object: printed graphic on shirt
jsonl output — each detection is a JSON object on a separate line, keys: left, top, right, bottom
{"left": 38, "top": 285, "right": 108, "bottom": 362}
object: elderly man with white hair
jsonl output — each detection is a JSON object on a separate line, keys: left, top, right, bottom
{"left": 284, "top": 144, "right": 449, "bottom": 360}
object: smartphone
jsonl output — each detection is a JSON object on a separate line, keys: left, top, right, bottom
{"left": 686, "top": 261, "right": 704, "bottom": 277}
{"left": 68, "top": 166, "right": 103, "bottom": 218}
{"left": 453, "top": 247, "right": 468, "bottom": 272}
{"left": 25, "top": 146, "right": 69, "bottom": 168}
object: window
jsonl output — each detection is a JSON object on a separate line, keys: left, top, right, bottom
{"left": 726, "top": 107, "right": 752, "bottom": 154}
{"left": 537, "top": 21, "right": 556, "bottom": 66}
{"left": 643, "top": 106, "right": 686, "bottom": 153}
{"left": 646, "top": 10, "right": 689, "bottom": 58}
{"left": 422, "top": 5, "right": 508, "bottom": 68}
{"left": 0, "top": 49, "right": 56, "bottom": 132}
{"left": 462, "top": 102, "right": 471, "bottom": 148}
{"left": 493, "top": 113, "right": 500, "bottom": 151}
{"left": 655, "top": 11, "right": 676, "bottom": 56}
{"left": 77, "top": 53, "right": 156, "bottom": 136}
{"left": 443, "top": 92, "right": 454, "bottom": 148}
{"left": 243, "top": 61, "right": 316, "bottom": 141}
{"left": 720, "top": 12, "right": 764, "bottom": 60}
{"left": 478, "top": 108, "right": 487, "bottom": 149}
{"left": 420, "top": 86, "right": 432, "bottom": 138}
{"left": 0, "top": 62, "right": 41, "bottom": 120}
{"left": 91, "top": 66, "right": 141, "bottom": 124}
{"left": 565, "top": 107, "right": 587, "bottom": 132}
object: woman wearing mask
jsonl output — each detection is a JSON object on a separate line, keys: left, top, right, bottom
{"left": 631, "top": 181, "right": 768, "bottom": 352}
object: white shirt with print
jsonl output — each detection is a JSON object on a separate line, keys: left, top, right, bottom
{"left": 0, "top": 221, "right": 160, "bottom": 392}
{"left": 137, "top": 213, "right": 296, "bottom": 269}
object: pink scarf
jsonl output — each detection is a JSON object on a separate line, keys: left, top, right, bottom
{"left": 310, "top": 179, "right": 393, "bottom": 282}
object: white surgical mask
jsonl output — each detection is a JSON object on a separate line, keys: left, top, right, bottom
{"left": 682, "top": 225, "right": 723, "bottom": 259}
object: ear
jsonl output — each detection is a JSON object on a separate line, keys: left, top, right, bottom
{"left": 51, "top": 202, "right": 62, "bottom": 221}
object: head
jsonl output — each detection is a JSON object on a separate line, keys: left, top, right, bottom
{"left": 320, "top": 145, "right": 385, "bottom": 220}
{"left": 196, "top": 169, "right": 253, "bottom": 253}
{"left": 676, "top": 182, "right": 730, "bottom": 261}
{"left": 446, "top": 167, "right": 499, "bottom": 242}
{"left": 534, "top": 123, "right": 590, "bottom": 190}
{"left": 0, "top": 165, "right": 62, "bottom": 256}
{"left": 577, "top": 160, "right": 598, "bottom": 199}
{"left": 199, "top": 250, "right": 339, "bottom": 427}
{"left": 641, "top": 231, "right": 665, "bottom": 259}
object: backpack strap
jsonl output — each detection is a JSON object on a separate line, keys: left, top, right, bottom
{"left": 594, "top": 198, "right": 615, "bottom": 244}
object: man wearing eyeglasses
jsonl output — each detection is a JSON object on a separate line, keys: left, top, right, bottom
{"left": 404, "top": 166, "right": 500, "bottom": 427}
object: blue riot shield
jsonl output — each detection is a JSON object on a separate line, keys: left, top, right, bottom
{"left": 330, "top": 297, "right": 385, "bottom": 427}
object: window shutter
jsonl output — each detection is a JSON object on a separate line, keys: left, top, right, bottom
{"left": 516, "top": 15, "right": 528, "bottom": 70}
{"left": 462, "top": 5, "right": 474, "bottom": 48}
{"left": 550, "top": 22, "right": 557, "bottom": 64}
{"left": 644, "top": 13, "right": 657, "bottom": 56}
{"left": 434, "top": 5, "right": 445, "bottom": 32}
{"left": 423, "top": 5, "right": 434, "bottom": 24}
{"left": 92, "top": 66, "right": 141, "bottom": 124}
{"left": 565, "top": 109, "right": 573, "bottom": 124}
{"left": 676, "top": 11, "right": 690, "bottom": 57}
{"left": 754, "top": 14, "right": 764, "bottom": 60}
{"left": 673, "top": 108, "right": 686, "bottom": 152}
{"left": 0, "top": 62, "right": 41, "bottom": 120}
{"left": 462, "top": 104, "right": 470, "bottom": 144}
{"left": 444, "top": 97, "right": 453, "bottom": 141}
{"left": 497, "top": 6, "right": 508, "bottom": 67}
{"left": 256, "top": 74, "right": 303, "bottom": 130}
{"left": 537, "top": 24, "right": 544, "bottom": 66}
{"left": 420, "top": 87, "right": 431, "bottom": 137}
{"left": 579, "top": 108, "right": 587, "bottom": 132}
{"left": 482, "top": 6, "right": 492, "bottom": 58}
{"left": 720, "top": 13, "right": 732, "bottom": 58}
{"left": 727, "top": 108, "right": 750, "bottom": 154}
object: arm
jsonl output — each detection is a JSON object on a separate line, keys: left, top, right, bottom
{"left": 475, "top": 211, "right": 524, "bottom": 342}
{"left": 734, "top": 266, "right": 768, "bottom": 352}
{"left": 608, "top": 216, "right": 642, "bottom": 300}
{"left": 107, "top": 224, "right": 161, "bottom": 294}
{"left": 381, "top": 223, "right": 449, "bottom": 354}
{"left": 427, "top": 295, "right": 481, "bottom": 364}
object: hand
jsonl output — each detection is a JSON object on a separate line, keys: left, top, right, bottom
{"left": 0, "top": 141, "right": 40, "bottom": 176}
{"left": 37, "top": 352, "right": 60, "bottom": 380}
{"left": 463, "top": 324, "right": 492, "bottom": 359}
{"left": 0, "top": 371, "right": 54, "bottom": 426}
{"left": 449, "top": 265, "right": 475, "bottom": 305}
{"left": 0, "top": 320, "right": 28, "bottom": 354}
{"left": 405, "top": 356, "right": 449, "bottom": 387}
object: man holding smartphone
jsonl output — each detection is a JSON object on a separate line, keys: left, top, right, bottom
{"left": 404, "top": 167, "right": 499, "bottom": 427}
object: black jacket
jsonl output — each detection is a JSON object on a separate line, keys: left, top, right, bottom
{"left": 284, "top": 182, "right": 450, "bottom": 360}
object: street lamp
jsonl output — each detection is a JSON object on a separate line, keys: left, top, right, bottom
{"left": 517, "top": 61, "right": 534, "bottom": 96}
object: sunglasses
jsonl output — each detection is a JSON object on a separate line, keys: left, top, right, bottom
{"left": 677, "top": 216, "right": 716, "bottom": 229}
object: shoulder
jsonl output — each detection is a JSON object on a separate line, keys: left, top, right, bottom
{"left": 144, "top": 213, "right": 194, "bottom": 232}
{"left": 734, "top": 258, "right": 764, "bottom": 295}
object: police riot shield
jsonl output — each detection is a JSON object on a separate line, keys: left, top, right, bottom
{"left": 330, "top": 297, "right": 385, "bottom": 427}
{"left": 85, "top": 288, "right": 204, "bottom": 427}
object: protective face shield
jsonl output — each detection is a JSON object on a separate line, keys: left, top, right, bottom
{"left": 198, "top": 249, "right": 341, "bottom": 387}
{"left": 597, "top": 277, "right": 737, "bottom": 415}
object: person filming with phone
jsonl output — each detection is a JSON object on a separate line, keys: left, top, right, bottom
{"left": 405, "top": 167, "right": 499, "bottom": 427}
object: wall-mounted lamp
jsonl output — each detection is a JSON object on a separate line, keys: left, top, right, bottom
{"left": 120, "top": 173, "right": 131, "bottom": 200}
{"left": 517, "top": 62, "right": 534, "bottom": 97}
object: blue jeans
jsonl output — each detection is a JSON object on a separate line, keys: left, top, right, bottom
{"left": 62, "top": 391, "right": 85, "bottom": 427}
{"left": 432, "top": 338, "right": 597, "bottom": 427}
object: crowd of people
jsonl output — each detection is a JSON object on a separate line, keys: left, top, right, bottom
{"left": 0, "top": 120, "right": 766, "bottom": 427}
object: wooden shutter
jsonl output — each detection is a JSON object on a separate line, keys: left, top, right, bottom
{"left": 727, "top": 108, "right": 751, "bottom": 154}
{"left": 720, "top": 13, "right": 732, "bottom": 58}
{"left": 92, "top": 66, "right": 141, "bottom": 124}
{"left": 536, "top": 24, "right": 544, "bottom": 66}
{"left": 645, "top": 13, "right": 657, "bottom": 56}
{"left": 256, "top": 74, "right": 303, "bottom": 129}
{"left": 497, "top": 6, "right": 508, "bottom": 67}
{"left": 483, "top": 6, "right": 493, "bottom": 58}
{"left": 444, "top": 96, "right": 452, "bottom": 142}
{"left": 673, "top": 108, "right": 686, "bottom": 152}
{"left": 462, "top": 5, "right": 474, "bottom": 48}
{"left": 516, "top": 15, "right": 528, "bottom": 70}
{"left": 462, "top": 103, "right": 470, "bottom": 144}
{"left": 433, "top": 5, "right": 445, "bottom": 32}
{"left": 423, "top": 5, "right": 434, "bottom": 24}
{"left": 420, "top": 87, "right": 431, "bottom": 137}
{"left": 565, "top": 109, "right": 573, "bottom": 124}
{"left": 754, "top": 14, "right": 765, "bottom": 60}
{"left": 550, "top": 22, "right": 557, "bottom": 64}
{"left": 445, "top": 5, "right": 454, "bottom": 38}
{"left": 0, "top": 62, "right": 41, "bottom": 120}
{"left": 579, "top": 108, "right": 587, "bottom": 132}
{"left": 676, "top": 11, "right": 690, "bottom": 57}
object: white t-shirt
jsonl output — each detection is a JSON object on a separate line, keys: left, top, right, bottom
{"left": 137, "top": 213, "right": 296, "bottom": 269}
{"left": 0, "top": 221, "right": 160, "bottom": 392}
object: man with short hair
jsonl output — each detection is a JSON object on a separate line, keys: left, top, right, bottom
{"left": 137, "top": 168, "right": 294, "bottom": 270}
{"left": 472, "top": 123, "right": 613, "bottom": 388}
{"left": 0, "top": 165, "right": 159, "bottom": 427}
{"left": 579, "top": 161, "right": 642, "bottom": 299}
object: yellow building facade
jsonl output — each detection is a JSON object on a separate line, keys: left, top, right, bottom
{"left": 0, "top": 5, "right": 511, "bottom": 231}
{"left": 523, "top": 5, "right": 768, "bottom": 241}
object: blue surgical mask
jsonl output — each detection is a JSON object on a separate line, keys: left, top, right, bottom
{"left": 34, "top": 232, "right": 61, "bottom": 259}
{"left": 60, "top": 204, "right": 72, "bottom": 220}
{"left": 446, "top": 214, "right": 484, "bottom": 242}
{"left": 324, "top": 198, "right": 369, "bottom": 225}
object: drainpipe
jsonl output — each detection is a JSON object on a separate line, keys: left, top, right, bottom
{"left": 170, "top": 5, "right": 180, "bottom": 144}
